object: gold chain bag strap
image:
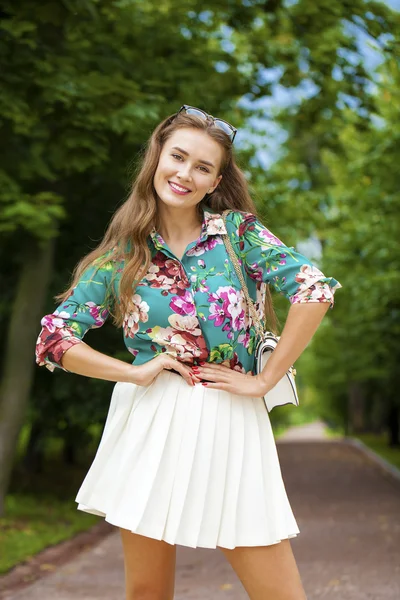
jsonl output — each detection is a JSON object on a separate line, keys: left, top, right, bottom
{"left": 221, "top": 210, "right": 299, "bottom": 412}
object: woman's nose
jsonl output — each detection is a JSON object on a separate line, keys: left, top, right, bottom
{"left": 177, "top": 165, "right": 192, "bottom": 180}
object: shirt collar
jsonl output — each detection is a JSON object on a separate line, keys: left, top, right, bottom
{"left": 149, "top": 205, "right": 227, "bottom": 251}
{"left": 199, "top": 206, "right": 227, "bottom": 239}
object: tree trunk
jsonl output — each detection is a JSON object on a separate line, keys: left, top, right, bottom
{"left": 63, "top": 438, "right": 76, "bottom": 466}
{"left": 387, "top": 404, "right": 400, "bottom": 448}
{"left": 370, "top": 391, "right": 385, "bottom": 434}
{"left": 348, "top": 381, "right": 366, "bottom": 434}
{"left": 23, "top": 420, "right": 45, "bottom": 474}
{"left": 0, "top": 238, "right": 54, "bottom": 516}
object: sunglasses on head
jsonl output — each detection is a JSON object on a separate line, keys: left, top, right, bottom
{"left": 177, "top": 104, "right": 237, "bottom": 143}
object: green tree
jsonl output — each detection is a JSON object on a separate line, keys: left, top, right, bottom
{"left": 308, "top": 55, "right": 400, "bottom": 441}
{"left": 247, "top": 2, "right": 399, "bottom": 442}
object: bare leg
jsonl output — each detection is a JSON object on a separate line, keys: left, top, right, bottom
{"left": 219, "top": 539, "right": 307, "bottom": 600}
{"left": 120, "top": 528, "right": 176, "bottom": 600}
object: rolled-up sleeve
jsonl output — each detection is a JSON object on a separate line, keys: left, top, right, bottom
{"left": 230, "top": 211, "right": 341, "bottom": 307}
{"left": 35, "top": 257, "right": 116, "bottom": 372}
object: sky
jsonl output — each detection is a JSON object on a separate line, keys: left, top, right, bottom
{"left": 385, "top": 0, "right": 400, "bottom": 9}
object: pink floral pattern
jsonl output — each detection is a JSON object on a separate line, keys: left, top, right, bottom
{"left": 169, "top": 291, "right": 196, "bottom": 316}
{"left": 208, "top": 286, "right": 246, "bottom": 331}
{"left": 123, "top": 293, "right": 150, "bottom": 338}
{"left": 86, "top": 302, "right": 109, "bottom": 327}
{"left": 147, "top": 314, "right": 208, "bottom": 361}
{"left": 144, "top": 253, "right": 189, "bottom": 295}
{"left": 35, "top": 317, "right": 82, "bottom": 372}
{"left": 290, "top": 265, "right": 337, "bottom": 304}
{"left": 187, "top": 236, "right": 223, "bottom": 257}
{"left": 204, "top": 213, "right": 225, "bottom": 235}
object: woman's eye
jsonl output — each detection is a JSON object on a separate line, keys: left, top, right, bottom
{"left": 170, "top": 154, "right": 209, "bottom": 173}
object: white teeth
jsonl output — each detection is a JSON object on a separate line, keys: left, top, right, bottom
{"left": 170, "top": 182, "right": 190, "bottom": 193}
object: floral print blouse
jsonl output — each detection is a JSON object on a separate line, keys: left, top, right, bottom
{"left": 35, "top": 206, "right": 341, "bottom": 375}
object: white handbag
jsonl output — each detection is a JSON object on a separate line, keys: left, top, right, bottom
{"left": 222, "top": 210, "right": 299, "bottom": 413}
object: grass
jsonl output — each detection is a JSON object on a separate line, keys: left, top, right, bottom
{"left": 323, "top": 427, "right": 400, "bottom": 470}
{"left": 324, "top": 426, "right": 345, "bottom": 439}
{"left": 353, "top": 433, "right": 400, "bottom": 471}
{"left": 0, "top": 493, "right": 99, "bottom": 575}
{"left": 0, "top": 444, "right": 102, "bottom": 576}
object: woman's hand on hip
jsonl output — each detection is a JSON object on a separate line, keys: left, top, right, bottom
{"left": 192, "top": 362, "right": 269, "bottom": 397}
{"left": 129, "top": 355, "right": 201, "bottom": 388}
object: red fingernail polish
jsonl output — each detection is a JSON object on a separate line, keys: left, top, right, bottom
{"left": 201, "top": 382, "right": 208, "bottom": 386}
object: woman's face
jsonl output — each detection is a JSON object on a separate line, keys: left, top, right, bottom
{"left": 153, "top": 128, "right": 223, "bottom": 211}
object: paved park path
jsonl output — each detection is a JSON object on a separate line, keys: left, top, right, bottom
{"left": 2, "top": 421, "right": 400, "bottom": 599}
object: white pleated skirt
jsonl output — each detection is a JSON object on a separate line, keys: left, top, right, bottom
{"left": 76, "top": 370, "right": 299, "bottom": 549}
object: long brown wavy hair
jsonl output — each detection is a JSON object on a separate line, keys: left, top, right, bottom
{"left": 56, "top": 111, "right": 277, "bottom": 331}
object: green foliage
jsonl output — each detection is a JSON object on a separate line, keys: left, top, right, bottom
{"left": 0, "top": 494, "right": 98, "bottom": 574}
{"left": 263, "top": 8, "right": 400, "bottom": 432}
{"left": 209, "top": 344, "right": 234, "bottom": 362}
{"left": 308, "top": 57, "right": 400, "bottom": 426}
{"left": 0, "top": 0, "right": 258, "bottom": 242}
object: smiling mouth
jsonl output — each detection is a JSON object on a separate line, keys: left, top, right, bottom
{"left": 168, "top": 181, "right": 192, "bottom": 194}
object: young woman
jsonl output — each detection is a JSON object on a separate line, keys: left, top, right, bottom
{"left": 36, "top": 105, "right": 341, "bottom": 600}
